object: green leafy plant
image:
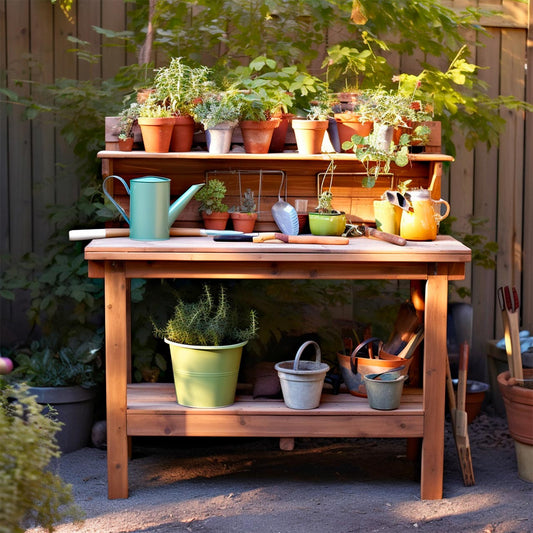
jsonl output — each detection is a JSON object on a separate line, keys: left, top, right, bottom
{"left": 194, "top": 178, "right": 229, "bottom": 214}
{"left": 0, "top": 382, "right": 83, "bottom": 533}
{"left": 153, "top": 57, "right": 214, "bottom": 116}
{"left": 153, "top": 284, "right": 258, "bottom": 346}
{"left": 138, "top": 97, "right": 173, "bottom": 118}
{"left": 191, "top": 91, "right": 242, "bottom": 129}
{"left": 8, "top": 334, "right": 104, "bottom": 389}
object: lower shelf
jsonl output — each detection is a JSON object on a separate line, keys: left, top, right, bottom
{"left": 127, "top": 383, "right": 424, "bottom": 439}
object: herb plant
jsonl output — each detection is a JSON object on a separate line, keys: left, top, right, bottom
{"left": 154, "top": 284, "right": 258, "bottom": 346}
{"left": 194, "top": 179, "right": 229, "bottom": 214}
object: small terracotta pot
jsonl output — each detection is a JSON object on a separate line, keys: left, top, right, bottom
{"left": 138, "top": 117, "right": 175, "bottom": 153}
{"left": 118, "top": 137, "right": 134, "bottom": 151}
{"left": 240, "top": 118, "right": 280, "bottom": 154}
{"left": 292, "top": 119, "right": 329, "bottom": 155}
{"left": 201, "top": 211, "right": 230, "bottom": 230}
{"left": 230, "top": 212, "right": 257, "bottom": 233}
{"left": 170, "top": 115, "right": 195, "bottom": 152}
{"left": 334, "top": 113, "right": 373, "bottom": 151}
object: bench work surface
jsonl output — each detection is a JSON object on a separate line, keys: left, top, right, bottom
{"left": 85, "top": 234, "right": 471, "bottom": 500}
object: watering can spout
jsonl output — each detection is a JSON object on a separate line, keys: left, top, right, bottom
{"left": 168, "top": 183, "right": 204, "bottom": 227}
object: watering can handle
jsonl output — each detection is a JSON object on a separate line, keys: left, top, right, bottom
{"left": 292, "top": 340, "right": 321, "bottom": 371}
{"left": 103, "top": 175, "right": 131, "bottom": 225}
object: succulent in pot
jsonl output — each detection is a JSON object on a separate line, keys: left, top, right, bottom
{"left": 230, "top": 188, "right": 258, "bottom": 233}
{"left": 117, "top": 102, "right": 141, "bottom": 150}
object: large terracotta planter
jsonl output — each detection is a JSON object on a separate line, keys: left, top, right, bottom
{"left": 230, "top": 211, "right": 257, "bottom": 233}
{"left": 170, "top": 115, "right": 195, "bottom": 152}
{"left": 138, "top": 117, "right": 175, "bottom": 153}
{"left": 498, "top": 369, "right": 533, "bottom": 482}
{"left": 291, "top": 119, "right": 329, "bottom": 155}
{"left": 240, "top": 118, "right": 280, "bottom": 154}
{"left": 269, "top": 113, "right": 294, "bottom": 152}
{"left": 334, "top": 113, "right": 373, "bottom": 151}
{"left": 201, "top": 211, "right": 230, "bottom": 230}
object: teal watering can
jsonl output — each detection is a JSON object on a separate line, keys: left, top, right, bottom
{"left": 103, "top": 175, "right": 204, "bottom": 240}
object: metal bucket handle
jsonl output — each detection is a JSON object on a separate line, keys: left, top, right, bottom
{"left": 350, "top": 337, "right": 382, "bottom": 374}
{"left": 293, "top": 340, "right": 321, "bottom": 371}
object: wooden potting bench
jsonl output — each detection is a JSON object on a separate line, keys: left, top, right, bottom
{"left": 90, "top": 145, "right": 468, "bottom": 501}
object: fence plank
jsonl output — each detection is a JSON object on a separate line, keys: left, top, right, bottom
{"left": 77, "top": 0, "right": 102, "bottom": 80}
{"left": 30, "top": 0, "right": 56, "bottom": 251}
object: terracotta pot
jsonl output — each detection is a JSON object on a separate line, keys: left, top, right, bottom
{"left": 269, "top": 113, "right": 294, "bottom": 153}
{"left": 240, "top": 118, "right": 280, "bottom": 154}
{"left": 498, "top": 369, "right": 533, "bottom": 483}
{"left": 138, "top": 117, "right": 175, "bottom": 153}
{"left": 118, "top": 137, "right": 134, "bottom": 151}
{"left": 201, "top": 211, "right": 230, "bottom": 230}
{"left": 170, "top": 115, "right": 195, "bottom": 152}
{"left": 292, "top": 119, "right": 329, "bottom": 155}
{"left": 334, "top": 113, "right": 373, "bottom": 151}
{"left": 230, "top": 212, "right": 257, "bottom": 233}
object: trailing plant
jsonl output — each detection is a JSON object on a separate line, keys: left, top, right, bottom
{"left": 0, "top": 382, "right": 84, "bottom": 533}
{"left": 153, "top": 284, "right": 258, "bottom": 346}
{"left": 118, "top": 102, "right": 140, "bottom": 140}
{"left": 342, "top": 130, "right": 410, "bottom": 188}
{"left": 194, "top": 178, "right": 229, "bottom": 214}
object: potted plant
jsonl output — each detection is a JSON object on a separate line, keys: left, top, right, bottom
{"left": 117, "top": 102, "right": 141, "bottom": 151}
{"left": 292, "top": 101, "right": 331, "bottom": 155}
{"left": 7, "top": 334, "right": 103, "bottom": 453}
{"left": 230, "top": 188, "right": 258, "bottom": 233}
{"left": 238, "top": 92, "right": 281, "bottom": 154}
{"left": 153, "top": 57, "right": 214, "bottom": 152}
{"left": 0, "top": 382, "right": 83, "bottom": 531}
{"left": 191, "top": 91, "right": 242, "bottom": 154}
{"left": 137, "top": 96, "right": 175, "bottom": 153}
{"left": 308, "top": 160, "right": 347, "bottom": 236}
{"left": 153, "top": 284, "right": 258, "bottom": 408}
{"left": 194, "top": 178, "right": 230, "bottom": 230}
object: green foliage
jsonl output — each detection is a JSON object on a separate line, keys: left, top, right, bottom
{"left": 191, "top": 91, "right": 242, "bottom": 129}
{"left": 138, "top": 97, "right": 173, "bottom": 118}
{"left": 153, "top": 284, "right": 259, "bottom": 346}
{"left": 0, "top": 382, "right": 83, "bottom": 533}
{"left": 194, "top": 178, "right": 229, "bottom": 214}
{"left": 8, "top": 334, "right": 103, "bottom": 388}
{"left": 239, "top": 188, "right": 257, "bottom": 213}
{"left": 153, "top": 57, "right": 214, "bottom": 115}
{"left": 118, "top": 102, "right": 141, "bottom": 139}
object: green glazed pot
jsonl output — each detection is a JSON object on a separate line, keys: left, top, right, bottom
{"left": 308, "top": 212, "right": 347, "bottom": 236}
{"left": 165, "top": 339, "right": 247, "bottom": 408}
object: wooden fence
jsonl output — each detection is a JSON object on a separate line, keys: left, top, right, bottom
{"left": 0, "top": 0, "right": 531, "bottom": 381}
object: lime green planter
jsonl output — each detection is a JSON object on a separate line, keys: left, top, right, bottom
{"left": 308, "top": 212, "right": 347, "bottom": 236}
{"left": 165, "top": 339, "right": 246, "bottom": 408}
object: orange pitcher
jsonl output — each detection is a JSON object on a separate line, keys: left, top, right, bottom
{"left": 400, "top": 189, "right": 450, "bottom": 241}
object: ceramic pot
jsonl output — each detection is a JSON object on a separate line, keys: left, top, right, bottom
{"left": 170, "top": 115, "right": 195, "bottom": 152}
{"left": 230, "top": 212, "right": 257, "bottom": 233}
{"left": 205, "top": 122, "right": 237, "bottom": 154}
{"left": 201, "top": 211, "right": 230, "bottom": 230}
{"left": 166, "top": 338, "right": 246, "bottom": 408}
{"left": 138, "top": 117, "right": 175, "bottom": 153}
{"left": 497, "top": 369, "right": 533, "bottom": 482}
{"left": 240, "top": 118, "right": 280, "bottom": 154}
{"left": 269, "top": 113, "right": 294, "bottom": 152}
{"left": 308, "top": 212, "right": 346, "bottom": 236}
{"left": 334, "top": 113, "right": 373, "bottom": 151}
{"left": 292, "top": 119, "right": 329, "bottom": 155}
{"left": 400, "top": 189, "right": 450, "bottom": 241}
{"left": 118, "top": 137, "right": 134, "bottom": 151}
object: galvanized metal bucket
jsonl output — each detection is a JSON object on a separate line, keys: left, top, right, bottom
{"left": 363, "top": 374, "right": 407, "bottom": 410}
{"left": 275, "top": 340, "right": 329, "bottom": 410}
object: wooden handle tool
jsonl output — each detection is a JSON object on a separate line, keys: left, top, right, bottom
{"left": 214, "top": 233, "right": 349, "bottom": 245}
{"left": 353, "top": 225, "right": 407, "bottom": 246}
{"left": 69, "top": 228, "right": 243, "bottom": 240}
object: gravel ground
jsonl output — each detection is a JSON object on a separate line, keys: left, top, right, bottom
{"left": 26, "top": 411, "right": 532, "bottom": 533}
